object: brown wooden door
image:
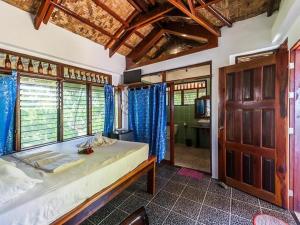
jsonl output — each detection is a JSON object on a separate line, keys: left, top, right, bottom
{"left": 219, "top": 43, "right": 289, "bottom": 208}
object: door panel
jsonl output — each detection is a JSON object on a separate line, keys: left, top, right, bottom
{"left": 219, "top": 45, "right": 289, "bottom": 208}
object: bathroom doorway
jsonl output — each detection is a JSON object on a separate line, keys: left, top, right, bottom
{"left": 165, "top": 63, "right": 212, "bottom": 173}
{"left": 141, "top": 62, "right": 212, "bottom": 173}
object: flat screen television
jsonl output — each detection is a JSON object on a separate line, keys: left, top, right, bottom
{"left": 123, "top": 69, "right": 141, "bottom": 84}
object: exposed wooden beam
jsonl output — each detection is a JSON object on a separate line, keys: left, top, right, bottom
{"left": 198, "top": 0, "right": 232, "bottom": 27}
{"left": 34, "top": 0, "right": 51, "bottom": 29}
{"left": 267, "top": 0, "right": 276, "bottom": 17}
{"left": 167, "top": 0, "right": 220, "bottom": 36}
{"left": 109, "top": 29, "right": 136, "bottom": 57}
{"left": 127, "top": 28, "right": 164, "bottom": 62}
{"left": 162, "top": 21, "right": 215, "bottom": 41}
{"left": 105, "top": 11, "right": 139, "bottom": 49}
{"left": 127, "top": 0, "right": 147, "bottom": 12}
{"left": 51, "top": 1, "right": 113, "bottom": 38}
{"left": 195, "top": 0, "right": 223, "bottom": 9}
{"left": 148, "top": 0, "right": 156, "bottom": 6}
{"left": 92, "top": 0, "right": 129, "bottom": 27}
{"left": 43, "top": 0, "right": 58, "bottom": 24}
{"left": 187, "top": 0, "right": 196, "bottom": 15}
{"left": 127, "top": 3, "right": 174, "bottom": 31}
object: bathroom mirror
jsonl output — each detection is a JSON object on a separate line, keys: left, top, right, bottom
{"left": 195, "top": 96, "right": 210, "bottom": 118}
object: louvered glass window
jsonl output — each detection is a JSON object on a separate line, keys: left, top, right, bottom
{"left": 63, "top": 83, "right": 87, "bottom": 139}
{"left": 92, "top": 86, "right": 105, "bottom": 134}
{"left": 20, "top": 77, "right": 58, "bottom": 148}
{"left": 174, "top": 91, "right": 182, "bottom": 105}
{"left": 184, "top": 89, "right": 198, "bottom": 105}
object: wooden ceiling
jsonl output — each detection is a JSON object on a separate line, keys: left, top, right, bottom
{"left": 4, "top": 0, "right": 281, "bottom": 69}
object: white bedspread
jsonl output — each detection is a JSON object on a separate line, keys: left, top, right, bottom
{"left": 0, "top": 137, "right": 149, "bottom": 225}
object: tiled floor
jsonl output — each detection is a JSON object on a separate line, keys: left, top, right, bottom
{"left": 166, "top": 144, "right": 211, "bottom": 173}
{"left": 81, "top": 164, "right": 297, "bottom": 225}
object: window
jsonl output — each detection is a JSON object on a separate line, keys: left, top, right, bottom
{"left": 174, "top": 91, "right": 182, "bottom": 105}
{"left": 20, "top": 77, "right": 58, "bottom": 148}
{"left": 63, "top": 82, "right": 87, "bottom": 139}
{"left": 184, "top": 89, "right": 197, "bottom": 105}
{"left": 198, "top": 88, "right": 207, "bottom": 98}
{"left": 92, "top": 86, "right": 105, "bottom": 134}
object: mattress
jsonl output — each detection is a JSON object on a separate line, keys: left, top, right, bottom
{"left": 0, "top": 137, "right": 149, "bottom": 225}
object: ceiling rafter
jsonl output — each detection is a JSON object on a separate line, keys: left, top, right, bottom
{"left": 34, "top": 0, "right": 51, "bottom": 29}
{"left": 127, "top": 0, "right": 148, "bottom": 12}
{"left": 105, "top": 10, "right": 139, "bottom": 49}
{"left": 127, "top": 3, "right": 174, "bottom": 31}
{"left": 43, "top": 0, "right": 58, "bottom": 25}
{"left": 92, "top": 0, "right": 129, "bottom": 27}
{"left": 167, "top": 0, "right": 220, "bottom": 36}
{"left": 109, "top": 3, "right": 175, "bottom": 57}
{"left": 50, "top": 1, "right": 114, "bottom": 38}
{"left": 195, "top": 0, "right": 223, "bottom": 9}
{"left": 197, "top": 0, "right": 232, "bottom": 27}
{"left": 187, "top": 0, "right": 196, "bottom": 15}
{"left": 127, "top": 27, "right": 165, "bottom": 62}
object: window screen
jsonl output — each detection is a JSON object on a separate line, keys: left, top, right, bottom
{"left": 184, "top": 89, "right": 197, "bottom": 105}
{"left": 20, "top": 77, "right": 58, "bottom": 148}
{"left": 92, "top": 86, "right": 105, "bottom": 134}
{"left": 63, "top": 82, "right": 87, "bottom": 139}
{"left": 174, "top": 91, "right": 182, "bottom": 106}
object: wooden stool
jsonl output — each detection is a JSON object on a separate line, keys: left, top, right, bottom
{"left": 119, "top": 207, "right": 149, "bottom": 225}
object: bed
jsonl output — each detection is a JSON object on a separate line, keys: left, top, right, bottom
{"left": 0, "top": 137, "right": 156, "bottom": 225}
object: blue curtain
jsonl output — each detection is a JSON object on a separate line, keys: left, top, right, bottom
{"left": 104, "top": 84, "right": 114, "bottom": 136}
{"left": 0, "top": 71, "right": 17, "bottom": 156}
{"left": 128, "top": 83, "right": 167, "bottom": 162}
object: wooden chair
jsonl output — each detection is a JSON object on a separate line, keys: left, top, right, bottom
{"left": 119, "top": 207, "right": 149, "bottom": 225}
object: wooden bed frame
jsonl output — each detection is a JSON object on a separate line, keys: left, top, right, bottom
{"left": 51, "top": 156, "right": 156, "bottom": 225}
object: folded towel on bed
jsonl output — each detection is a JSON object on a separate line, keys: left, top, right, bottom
{"left": 13, "top": 151, "right": 84, "bottom": 173}
{"left": 77, "top": 133, "right": 117, "bottom": 150}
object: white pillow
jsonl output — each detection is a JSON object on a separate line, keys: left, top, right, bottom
{"left": 0, "top": 159, "right": 42, "bottom": 205}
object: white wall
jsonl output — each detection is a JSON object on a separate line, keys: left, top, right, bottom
{"left": 271, "top": 0, "right": 300, "bottom": 48}
{"left": 133, "top": 13, "right": 279, "bottom": 178}
{"left": 0, "top": 1, "right": 125, "bottom": 84}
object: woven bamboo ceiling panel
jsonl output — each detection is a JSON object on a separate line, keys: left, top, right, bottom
{"left": 3, "top": 0, "right": 281, "bottom": 68}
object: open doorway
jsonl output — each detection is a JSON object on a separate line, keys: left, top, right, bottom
{"left": 141, "top": 62, "right": 212, "bottom": 173}
{"left": 166, "top": 78, "right": 211, "bottom": 172}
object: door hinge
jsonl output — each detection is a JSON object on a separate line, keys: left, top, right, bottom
{"left": 289, "top": 189, "right": 294, "bottom": 197}
{"left": 288, "top": 92, "right": 295, "bottom": 99}
{"left": 289, "top": 127, "right": 294, "bottom": 135}
{"left": 289, "top": 63, "right": 295, "bottom": 70}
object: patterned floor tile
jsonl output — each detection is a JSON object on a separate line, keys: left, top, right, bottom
{"left": 88, "top": 203, "right": 115, "bottom": 225}
{"left": 172, "top": 197, "right": 201, "bottom": 220}
{"left": 79, "top": 219, "right": 95, "bottom": 225}
{"left": 109, "top": 191, "right": 131, "bottom": 207}
{"left": 230, "top": 215, "right": 252, "bottom": 225}
{"left": 170, "top": 174, "right": 190, "bottom": 185}
{"left": 156, "top": 177, "right": 169, "bottom": 191}
{"left": 207, "top": 179, "right": 231, "bottom": 196}
{"left": 164, "top": 211, "right": 196, "bottom": 225}
{"left": 146, "top": 203, "right": 170, "bottom": 225}
{"left": 203, "top": 191, "right": 230, "bottom": 212}
{"left": 198, "top": 205, "right": 230, "bottom": 225}
{"left": 231, "top": 188, "right": 259, "bottom": 206}
{"left": 181, "top": 186, "right": 206, "bottom": 203}
{"left": 119, "top": 195, "right": 149, "bottom": 214}
{"left": 98, "top": 209, "right": 128, "bottom": 225}
{"left": 156, "top": 167, "right": 176, "bottom": 179}
{"left": 187, "top": 176, "right": 210, "bottom": 191}
{"left": 231, "top": 199, "right": 260, "bottom": 220}
{"left": 162, "top": 181, "right": 185, "bottom": 195}
{"left": 152, "top": 190, "right": 178, "bottom": 209}
{"left": 259, "top": 199, "right": 289, "bottom": 214}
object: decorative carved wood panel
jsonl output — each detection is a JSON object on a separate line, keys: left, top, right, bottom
{"left": 219, "top": 45, "right": 289, "bottom": 208}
